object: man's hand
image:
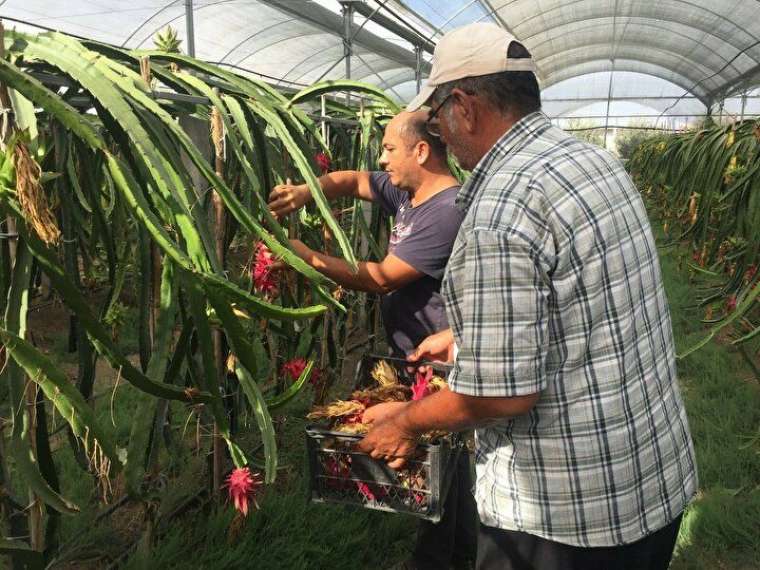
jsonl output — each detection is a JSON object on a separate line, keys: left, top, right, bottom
{"left": 362, "top": 401, "right": 408, "bottom": 425}
{"left": 408, "top": 328, "right": 455, "bottom": 364}
{"left": 268, "top": 183, "right": 310, "bottom": 218}
{"left": 357, "top": 414, "right": 419, "bottom": 470}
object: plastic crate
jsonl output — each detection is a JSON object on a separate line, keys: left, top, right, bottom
{"left": 305, "top": 426, "right": 459, "bottom": 522}
{"left": 305, "top": 354, "right": 460, "bottom": 522}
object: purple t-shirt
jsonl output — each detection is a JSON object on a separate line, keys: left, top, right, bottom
{"left": 370, "top": 172, "right": 464, "bottom": 357}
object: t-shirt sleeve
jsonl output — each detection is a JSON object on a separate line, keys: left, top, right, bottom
{"left": 369, "top": 171, "right": 405, "bottom": 216}
{"left": 391, "top": 203, "right": 464, "bottom": 279}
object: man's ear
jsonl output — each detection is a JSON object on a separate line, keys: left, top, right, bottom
{"left": 452, "top": 88, "right": 477, "bottom": 134}
{"left": 416, "top": 141, "right": 430, "bottom": 165}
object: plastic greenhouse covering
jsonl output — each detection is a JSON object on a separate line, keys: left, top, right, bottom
{"left": 2, "top": 0, "right": 760, "bottom": 125}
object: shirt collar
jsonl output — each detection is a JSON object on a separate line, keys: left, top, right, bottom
{"left": 455, "top": 111, "right": 551, "bottom": 213}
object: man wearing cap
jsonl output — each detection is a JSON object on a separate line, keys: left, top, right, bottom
{"left": 359, "top": 23, "right": 697, "bottom": 570}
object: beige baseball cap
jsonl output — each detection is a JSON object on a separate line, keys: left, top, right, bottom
{"left": 407, "top": 23, "right": 537, "bottom": 112}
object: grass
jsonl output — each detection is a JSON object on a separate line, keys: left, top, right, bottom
{"left": 657, "top": 238, "right": 760, "bottom": 569}
{"left": 121, "top": 397, "right": 416, "bottom": 570}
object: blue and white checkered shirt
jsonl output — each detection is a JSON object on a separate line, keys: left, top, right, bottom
{"left": 443, "top": 112, "right": 697, "bottom": 547}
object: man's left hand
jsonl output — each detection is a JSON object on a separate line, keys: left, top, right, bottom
{"left": 362, "top": 401, "right": 407, "bottom": 425}
{"left": 356, "top": 415, "right": 419, "bottom": 470}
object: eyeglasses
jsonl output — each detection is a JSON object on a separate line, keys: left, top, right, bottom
{"left": 425, "top": 93, "right": 452, "bottom": 137}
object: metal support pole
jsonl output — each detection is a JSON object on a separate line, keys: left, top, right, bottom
{"left": 185, "top": 0, "right": 196, "bottom": 57}
{"left": 341, "top": 2, "right": 354, "bottom": 107}
{"left": 320, "top": 94, "right": 329, "bottom": 143}
{"left": 414, "top": 44, "right": 423, "bottom": 93}
{"left": 740, "top": 90, "right": 748, "bottom": 121}
{"left": 603, "top": 67, "right": 614, "bottom": 150}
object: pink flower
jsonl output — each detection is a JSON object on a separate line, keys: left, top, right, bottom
{"left": 315, "top": 152, "right": 331, "bottom": 174}
{"left": 411, "top": 368, "right": 433, "bottom": 401}
{"left": 281, "top": 357, "right": 307, "bottom": 381}
{"left": 225, "top": 467, "right": 262, "bottom": 516}
{"left": 252, "top": 242, "right": 278, "bottom": 295}
{"left": 280, "top": 358, "right": 322, "bottom": 387}
{"left": 726, "top": 295, "right": 737, "bottom": 313}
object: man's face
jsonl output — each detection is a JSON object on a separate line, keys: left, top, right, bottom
{"left": 428, "top": 90, "right": 480, "bottom": 171}
{"left": 378, "top": 117, "right": 420, "bottom": 190}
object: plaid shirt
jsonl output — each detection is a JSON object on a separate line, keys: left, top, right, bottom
{"left": 443, "top": 112, "right": 697, "bottom": 547}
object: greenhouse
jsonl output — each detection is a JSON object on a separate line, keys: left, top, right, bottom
{"left": 0, "top": 1, "right": 757, "bottom": 569}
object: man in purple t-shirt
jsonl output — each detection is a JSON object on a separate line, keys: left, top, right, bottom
{"left": 269, "top": 110, "right": 476, "bottom": 570}
{"left": 269, "top": 111, "right": 464, "bottom": 358}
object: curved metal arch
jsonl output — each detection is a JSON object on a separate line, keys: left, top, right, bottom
{"left": 536, "top": 41, "right": 733, "bottom": 90}
{"left": 529, "top": 17, "right": 747, "bottom": 76}
{"left": 131, "top": 0, "right": 247, "bottom": 49}
{"left": 285, "top": 42, "right": 352, "bottom": 84}
{"left": 544, "top": 95, "right": 706, "bottom": 118}
{"left": 352, "top": 66, "right": 416, "bottom": 88}
{"left": 542, "top": 60, "right": 713, "bottom": 105}
{"left": 526, "top": 14, "right": 752, "bottom": 56}
{"left": 121, "top": 0, "right": 181, "bottom": 47}
{"left": 542, "top": 70, "right": 695, "bottom": 99}
{"left": 217, "top": 17, "right": 296, "bottom": 63}
{"left": 329, "top": 55, "right": 409, "bottom": 83}
{"left": 232, "top": 30, "right": 330, "bottom": 67}
{"left": 285, "top": 46, "right": 406, "bottom": 86}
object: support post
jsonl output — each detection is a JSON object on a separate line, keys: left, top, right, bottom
{"left": 341, "top": 2, "right": 354, "bottom": 107}
{"left": 414, "top": 44, "right": 423, "bottom": 93}
{"left": 210, "top": 91, "right": 226, "bottom": 497}
{"left": 603, "top": 66, "right": 614, "bottom": 150}
{"left": 320, "top": 94, "right": 329, "bottom": 143}
{"left": 185, "top": 0, "right": 196, "bottom": 57}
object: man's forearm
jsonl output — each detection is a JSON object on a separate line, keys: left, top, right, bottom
{"left": 315, "top": 171, "right": 370, "bottom": 202}
{"left": 396, "top": 388, "right": 538, "bottom": 434}
{"left": 305, "top": 250, "right": 385, "bottom": 293}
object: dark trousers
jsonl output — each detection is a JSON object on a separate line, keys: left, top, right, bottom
{"left": 476, "top": 514, "right": 683, "bottom": 570}
{"left": 412, "top": 450, "right": 478, "bottom": 569}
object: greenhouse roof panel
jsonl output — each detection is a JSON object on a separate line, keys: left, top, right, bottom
{"left": 480, "top": 0, "right": 760, "bottom": 102}
{"left": 2, "top": 0, "right": 759, "bottom": 110}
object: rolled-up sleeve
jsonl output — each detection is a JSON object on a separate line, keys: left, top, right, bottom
{"left": 448, "top": 228, "right": 551, "bottom": 397}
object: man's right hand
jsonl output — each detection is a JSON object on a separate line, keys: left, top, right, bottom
{"left": 268, "top": 183, "right": 310, "bottom": 218}
{"left": 408, "top": 328, "right": 455, "bottom": 364}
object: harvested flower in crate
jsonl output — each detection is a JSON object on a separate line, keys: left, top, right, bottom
{"left": 306, "top": 359, "right": 448, "bottom": 437}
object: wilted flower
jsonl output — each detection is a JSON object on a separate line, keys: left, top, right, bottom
{"left": 315, "top": 152, "right": 331, "bottom": 173}
{"left": 726, "top": 295, "right": 737, "bottom": 313}
{"left": 225, "top": 467, "right": 263, "bottom": 516}
{"left": 251, "top": 242, "right": 278, "bottom": 295}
